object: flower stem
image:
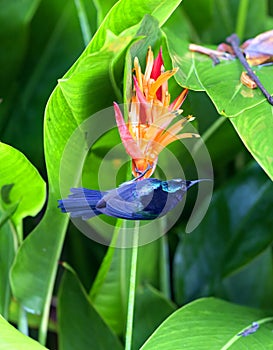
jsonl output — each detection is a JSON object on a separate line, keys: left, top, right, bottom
{"left": 159, "top": 221, "right": 171, "bottom": 299}
{"left": 18, "top": 306, "right": 28, "bottom": 336}
{"left": 73, "top": 0, "right": 92, "bottom": 46}
{"left": 235, "top": 0, "right": 249, "bottom": 39}
{"left": 124, "top": 220, "right": 140, "bottom": 350}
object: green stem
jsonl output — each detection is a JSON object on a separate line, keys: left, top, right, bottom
{"left": 235, "top": 0, "right": 249, "bottom": 39}
{"left": 159, "top": 222, "right": 171, "bottom": 299}
{"left": 124, "top": 220, "right": 140, "bottom": 350}
{"left": 18, "top": 307, "right": 28, "bottom": 336}
{"left": 38, "top": 215, "right": 69, "bottom": 345}
{"left": 74, "top": 0, "right": 92, "bottom": 46}
{"left": 12, "top": 221, "right": 28, "bottom": 334}
{"left": 38, "top": 293, "right": 51, "bottom": 345}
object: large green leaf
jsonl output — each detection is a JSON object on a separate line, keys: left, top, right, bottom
{"left": 140, "top": 298, "right": 273, "bottom": 350}
{"left": 87, "top": 0, "right": 182, "bottom": 52}
{"left": 173, "top": 162, "right": 273, "bottom": 305}
{"left": 165, "top": 29, "right": 273, "bottom": 115}
{"left": 10, "top": 33, "right": 134, "bottom": 316}
{"left": 0, "top": 315, "right": 48, "bottom": 350}
{"left": 223, "top": 248, "right": 273, "bottom": 310}
{"left": 230, "top": 104, "right": 273, "bottom": 180}
{"left": 10, "top": 0, "right": 184, "bottom": 327}
{"left": 0, "top": 142, "right": 45, "bottom": 318}
{"left": 0, "top": 142, "right": 46, "bottom": 231}
{"left": 58, "top": 264, "right": 123, "bottom": 350}
{"left": 164, "top": 26, "right": 273, "bottom": 179}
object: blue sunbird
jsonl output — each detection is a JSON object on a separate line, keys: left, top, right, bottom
{"left": 58, "top": 178, "right": 208, "bottom": 220}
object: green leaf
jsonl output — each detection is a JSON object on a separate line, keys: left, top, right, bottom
{"left": 166, "top": 32, "right": 273, "bottom": 115}
{"left": 140, "top": 298, "right": 273, "bottom": 350}
{"left": 230, "top": 104, "right": 273, "bottom": 180}
{"left": 0, "top": 142, "right": 45, "bottom": 318}
{"left": 165, "top": 28, "right": 273, "bottom": 179}
{"left": 0, "top": 142, "right": 46, "bottom": 231}
{"left": 10, "top": 33, "right": 133, "bottom": 317}
{"left": 0, "top": 314, "right": 48, "bottom": 350}
{"left": 88, "top": 0, "right": 182, "bottom": 53}
{"left": 223, "top": 248, "right": 273, "bottom": 310}
{"left": 173, "top": 162, "right": 273, "bottom": 304}
{"left": 133, "top": 285, "right": 176, "bottom": 350}
{"left": 58, "top": 264, "right": 123, "bottom": 350}
{"left": 10, "top": 0, "right": 183, "bottom": 327}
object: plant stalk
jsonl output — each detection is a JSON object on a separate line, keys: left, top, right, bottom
{"left": 74, "top": 0, "right": 92, "bottom": 46}
{"left": 159, "top": 221, "right": 171, "bottom": 299}
{"left": 18, "top": 306, "right": 29, "bottom": 336}
{"left": 235, "top": 0, "right": 249, "bottom": 39}
{"left": 226, "top": 34, "right": 273, "bottom": 105}
{"left": 124, "top": 220, "right": 140, "bottom": 350}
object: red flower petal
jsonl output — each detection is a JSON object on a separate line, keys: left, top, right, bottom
{"left": 151, "top": 47, "right": 164, "bottom": 80}
{"left": 113, "top": 102, "right": 144, "bottom": 159}
{"left": 151, "top": 48, "right": 164, "bottom": 101}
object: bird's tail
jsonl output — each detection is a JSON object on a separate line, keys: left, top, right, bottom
{"left": 58, "top": 188, "right": 105, "bottom": 220}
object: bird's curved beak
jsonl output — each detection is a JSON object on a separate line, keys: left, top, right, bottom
{"left": 186, "top": 178, "right": 213, "bottom": 188}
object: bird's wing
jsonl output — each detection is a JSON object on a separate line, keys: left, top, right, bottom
{"left": 116, "top": 178, "right": 162, "bottom": 201}
{"left": 96, "top": 180, "right": 161, "bottom": 220}
{"left": 114, "top": 179, "right": 167, "bottom": 219}
{"left": 99, "top": 196, "right": 144, "bottom": 219}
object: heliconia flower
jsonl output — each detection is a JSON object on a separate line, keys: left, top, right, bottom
{"left": 114, "top": 46, "right": 199, "bottom": 179}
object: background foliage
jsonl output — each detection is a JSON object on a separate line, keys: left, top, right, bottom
{"left": 1, "top": 0, "right": 273, "bottom": 349}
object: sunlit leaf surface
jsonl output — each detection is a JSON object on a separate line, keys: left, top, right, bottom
{"left": 165, "top": 28, "right": 273, "bottom": 179}
{"left": 141, "top": 298, "right": 273, "bottom": 350}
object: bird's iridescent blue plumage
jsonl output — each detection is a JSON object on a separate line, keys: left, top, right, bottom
{"left": 58, "top": 178, "right": 205, "bottom": 220}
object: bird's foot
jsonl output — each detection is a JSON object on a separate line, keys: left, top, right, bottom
{"left": 133, "top": 164, "right": 152, "bottom": 181}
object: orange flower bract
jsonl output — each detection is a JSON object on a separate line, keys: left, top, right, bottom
{"left": 114, "top": 47, "right": 199, "bottom": 179}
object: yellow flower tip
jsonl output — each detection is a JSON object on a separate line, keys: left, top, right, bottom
{"left": 146, "top": 46, "right": 153, "bottom": 61}
{"left": 134, "top": 56, "right": 139, "bottom": 67}
{"left": 186, "top": 115, "right": 195, "bottom": 122}
{"left": 144, "top": 48, "right": 154, "bottom": 83}
{"left": 133, "top": 56, "right": 143, "bottom": 92}
{"left": 171, "top": 109, "right": 183, "bottom": 116}
{"left": 170, "top": 88, "right": 189, "bottom": 111}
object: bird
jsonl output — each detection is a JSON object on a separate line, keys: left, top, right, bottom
{"left": 58, "top": 178, "right": 209, "bottom": 221}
